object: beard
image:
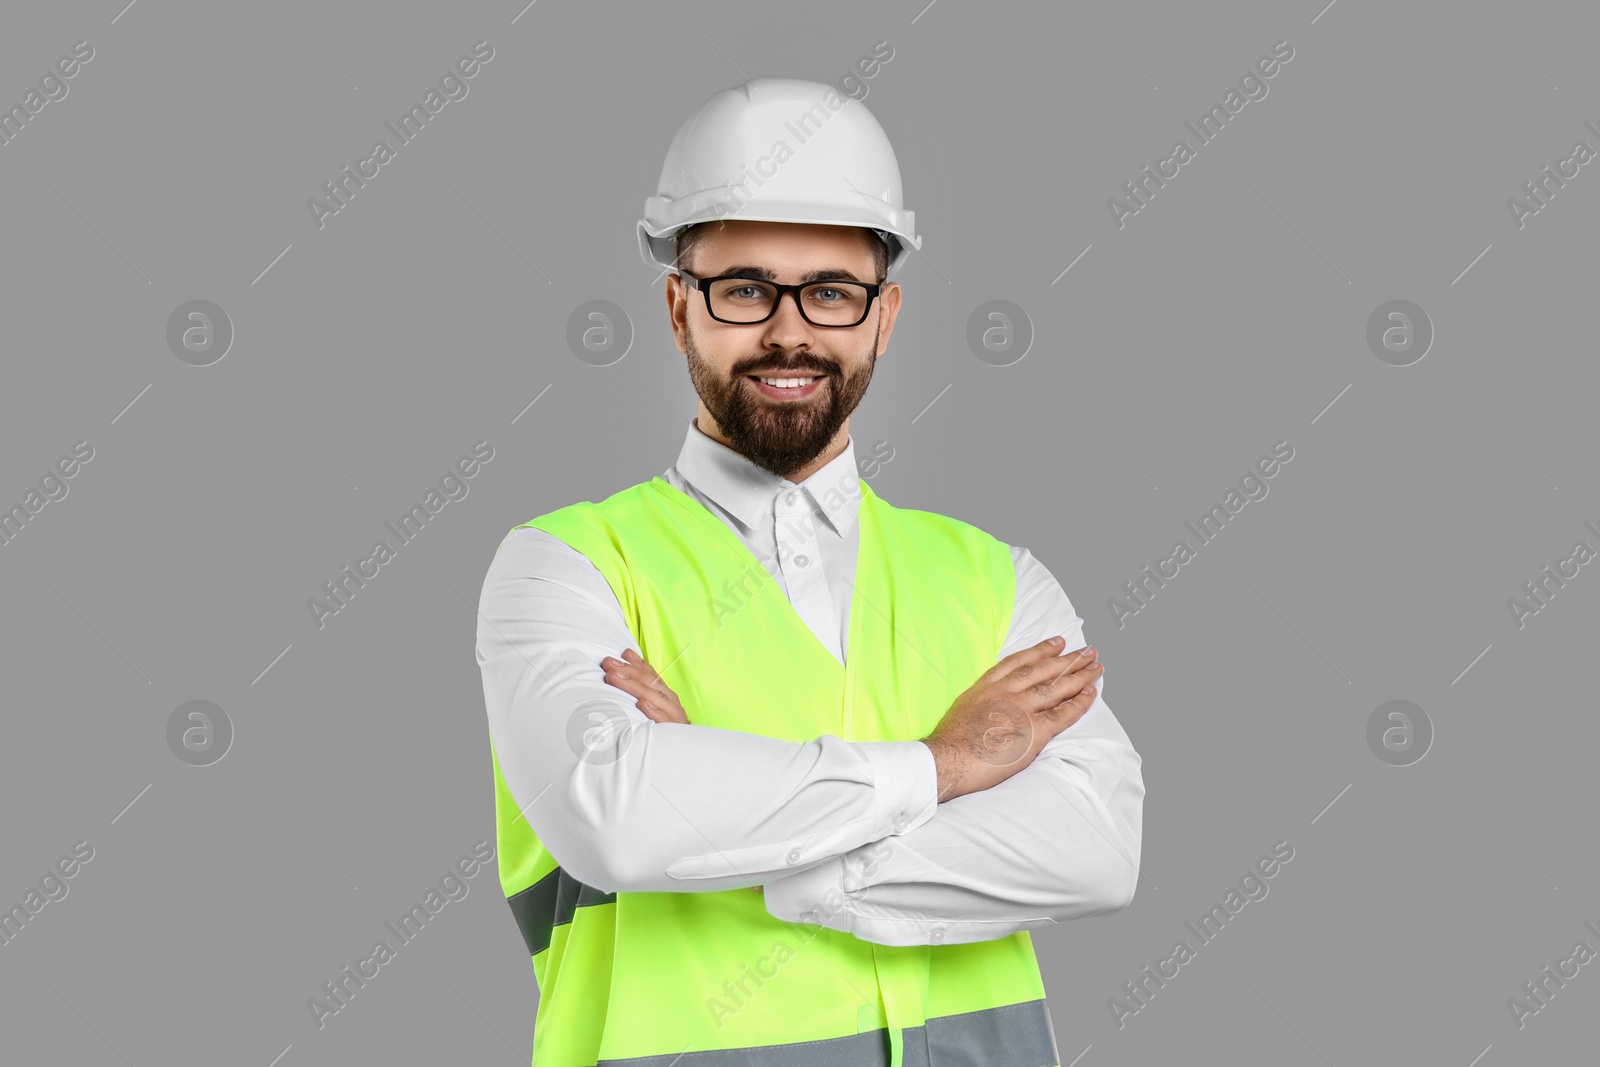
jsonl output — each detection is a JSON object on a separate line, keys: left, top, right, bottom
{"left": 685, "top": 322, "right": 878, "bottom": 479}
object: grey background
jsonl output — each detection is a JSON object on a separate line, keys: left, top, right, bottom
{"left": 1, "top": 1, "right": 1595, "bottom": 1064}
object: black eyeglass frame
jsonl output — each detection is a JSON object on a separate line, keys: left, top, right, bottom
{"left": 677, "top": 269, "right": 883, "bottom": 328}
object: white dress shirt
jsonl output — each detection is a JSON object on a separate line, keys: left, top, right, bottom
{"left": 476, "top": 419, "right": 1144, "bottom": 947}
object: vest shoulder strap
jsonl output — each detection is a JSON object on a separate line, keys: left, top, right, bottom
{"left": 505, "top": 478, "right": 1019, "bottom": 653}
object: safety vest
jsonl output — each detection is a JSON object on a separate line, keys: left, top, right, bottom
{"left": 489, "top": 475, "right": 1063, "bottom": 1066}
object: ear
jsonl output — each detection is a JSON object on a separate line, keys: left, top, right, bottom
{"left": 873, "top": 281, "right": 903, "bottom": 357}
{"left": 666, "top": 274, "right": 690, "bottom": 354}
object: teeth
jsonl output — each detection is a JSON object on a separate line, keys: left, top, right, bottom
{"left": 757, "top": 377, "right": 817, "bottom": 388}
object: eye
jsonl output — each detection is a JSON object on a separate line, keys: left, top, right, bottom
{"left": 810, "top": 287, "right": 844, "bottom": 302}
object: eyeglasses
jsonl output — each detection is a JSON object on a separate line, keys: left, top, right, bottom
{"left": 678, "top": 270, "right": 882, "bottom": 328}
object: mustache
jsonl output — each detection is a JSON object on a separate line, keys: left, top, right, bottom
{"left": 734, "top": 358, "right": 838, "bottom": 377}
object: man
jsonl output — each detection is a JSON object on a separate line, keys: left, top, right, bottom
{"left": 477, "top": 78, "right": 1143, "bottom": 1067}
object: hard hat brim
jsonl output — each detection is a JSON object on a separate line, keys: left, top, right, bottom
{"left": 638, "top": 202, "right": 920, "bottom": 280}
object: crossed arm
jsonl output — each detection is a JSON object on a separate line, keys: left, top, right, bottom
{"left": 478, "top": 528, "right": 1144, "bottom": 946}
{"left": 780, "top": 544, "right": 1144, "bottom": 945}
{"left": 604, "top": 545, "right": 1145, "bottom": 946}
{"left": 760, "top": 677, "right": 1144, "bottom": 946}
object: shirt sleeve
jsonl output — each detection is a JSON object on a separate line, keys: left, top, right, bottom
{"left": 478, "top": 525, "right": 941, "bottom": 896}
{"left": 763, "top": 544, "right": 1145, "bottom": 946}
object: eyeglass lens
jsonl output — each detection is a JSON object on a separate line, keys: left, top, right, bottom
{"left": 707, "top": 279, "right": 871, "bottom": 326}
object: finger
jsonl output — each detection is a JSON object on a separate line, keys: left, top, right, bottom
{"left": 608, "top": 674, "right": 682, "bottom": 720}
{"left": 641, "top": 697, "right": 690, "bottom": 725}
{"left": 601, "top": 658, "right": 651, "bottom": 697}
{"left": 629, "top": 688, "right": 687, "bottom": 724}
{"left": 1044, "top": 645, "right": 1098, "bottom": 682}
{"left": 596, "top": 656, "right": 688, "bottom": 723}
{"left": 602, "top": 664, "right": 671, "bottom": 718}
{"left": 611, "top": 652, "right": 662, "bottom": 694}
{"left": 601, "top": 655, "right": 672, "bottom": 701}
{"left": 1003, "top": 643, "right": 1097, "bottom": 694}
{"left": 986, "top": 636, "right": 1076, "bottom": 685}
{"left": 620, "top": 648, "right": 679, "bottom": 699}
{"left": 1019, "top": 658, "right": 1103, "bottom": 710}
{"left": 1038, "top": 682, "right": 1099, "bottom": 734}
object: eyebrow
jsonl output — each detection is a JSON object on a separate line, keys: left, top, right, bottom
{"left": 708, "top": 265, "right": 867, "bottom": 284}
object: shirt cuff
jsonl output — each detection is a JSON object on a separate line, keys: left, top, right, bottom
{"left": 855, "top": 739, "right": 939, "bottom": 839}
{"left": 764, "top": 742, "right": 937, "bottom": 930}
{"left": 763, "top": 851, "right": 848, "bottom": 928}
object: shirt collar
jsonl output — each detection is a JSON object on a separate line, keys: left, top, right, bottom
{"left": 672, "top": 417, "right": 861, "bottom": 538}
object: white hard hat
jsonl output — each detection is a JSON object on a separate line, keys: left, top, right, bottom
{"left": 638, "top": 77, "right": 922, "bottom": 280}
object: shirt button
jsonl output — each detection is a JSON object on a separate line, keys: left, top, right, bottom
{"left": 795, "top": 554, "right": 809, "bottom": 567}
{"left": 784, "top": 491, "right": 797, "bottom": 506}
{"left": 786, "top": 848, "right": 801, "bottom": 864}
{"left": 931, "top": 927, "right": 946, "bottom": 943}
{"left": 892, "top": 813, "right": 907, "bottom": 833}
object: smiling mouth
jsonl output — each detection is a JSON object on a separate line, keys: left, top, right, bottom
{"left": 746, "top": 374, "right": 828, "bottom": 400}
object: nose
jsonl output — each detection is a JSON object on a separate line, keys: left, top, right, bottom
{"left": 760, "top": 288, "right": 818, "bottom": 349}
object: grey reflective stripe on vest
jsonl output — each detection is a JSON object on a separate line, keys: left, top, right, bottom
{"left": 591, "top": 998, "right": 1059, "bottom": 1067}
{"left": 505, "top": 866, "right": 615, "bottom": 957}
{"left": 907, "top": 998, "right": 1060, "bottom": 1067}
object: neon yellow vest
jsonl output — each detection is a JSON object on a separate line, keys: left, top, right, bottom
{"left": 489, "top": 475, "right": 1063, "bottom": 1066}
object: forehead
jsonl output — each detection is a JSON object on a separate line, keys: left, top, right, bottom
{"left": 692, "top": 220, "right": 877, "bottom": 269}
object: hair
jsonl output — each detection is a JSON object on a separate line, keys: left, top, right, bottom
{"left": 674, "top": 222, "right": 889, "bottom": 283}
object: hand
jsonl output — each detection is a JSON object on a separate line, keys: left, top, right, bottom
{"left": 921, "top": 637, "right": 1102, "bottom": 802}
{"left": 600, "top": 648, "right": 690, "bottom": 724}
